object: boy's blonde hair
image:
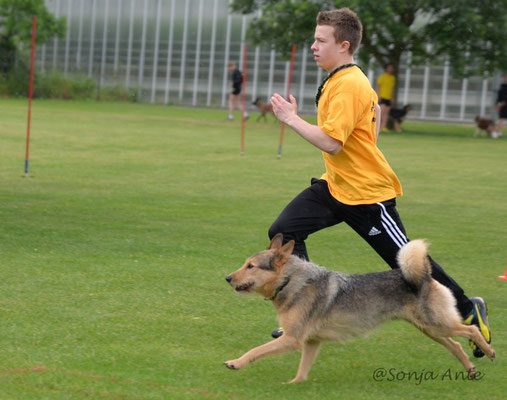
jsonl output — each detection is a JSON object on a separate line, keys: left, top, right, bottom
{"left": 316, "top": 8, "right": 362, "bottom": 55}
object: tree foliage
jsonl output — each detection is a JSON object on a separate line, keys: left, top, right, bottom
{"left": 0, "top": 0, "right": 65, "bottom": 75}
{"left": 230, "top": 0, "right": 507, "bottom": 79}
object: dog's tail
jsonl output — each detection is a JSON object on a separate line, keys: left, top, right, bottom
{"left": 397, "top": 240, "right": 431, "bottom": 287}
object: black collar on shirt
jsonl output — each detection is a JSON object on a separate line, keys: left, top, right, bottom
{"left": 315, "top": 64, "right": 366, "bottom": 107}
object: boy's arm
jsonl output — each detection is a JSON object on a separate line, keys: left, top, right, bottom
{"left": 376, "top": 76, "right": 382, "bottom": 97}
{"left": 375, "top": 103, "right": 381, "bottom": 139}
{"left": 270, "top": 94, "right": 342, "bottom": 155}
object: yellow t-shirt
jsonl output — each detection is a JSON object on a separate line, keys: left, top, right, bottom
{"left": 376, "top": 72, "right": 395, "bottom": 100}
{"left": 318, "top": 66, "right": 402, "bottom": 205}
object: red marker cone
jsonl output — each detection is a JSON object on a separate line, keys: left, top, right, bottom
{"left": 498, "top": 268, "right": 507, "bottom": 280}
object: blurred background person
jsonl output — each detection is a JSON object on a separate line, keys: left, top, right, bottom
{"left": 495, "top": 74, "right": 507, "bottom": 137}
{"left": 227, "top": 61, "right": 248, "bottom": 121}
{"left": 376, "top": 64, "right": 396, "bottom": 132}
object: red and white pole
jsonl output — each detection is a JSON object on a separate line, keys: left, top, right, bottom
{"left": 25, "top": 16, "right": 37, "bottom": 176}
{"left": 277, "top": 44, "right": 296, "bottom": 158}
{"left": 240, "top": 44, "right": 247, "bottom": 156}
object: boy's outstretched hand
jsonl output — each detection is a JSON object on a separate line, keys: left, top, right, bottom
{"left": 270, "top": 94, "right": 298, "bottom": 125}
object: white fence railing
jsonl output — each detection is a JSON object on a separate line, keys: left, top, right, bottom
{"left": 40, "top": 0, "right": 503, "bottom": 121}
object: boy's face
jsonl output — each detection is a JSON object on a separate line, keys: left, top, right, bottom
{"left": 311, "top": 25, "right": 347, "bottom": 72}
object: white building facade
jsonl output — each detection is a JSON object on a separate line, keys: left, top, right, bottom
{"left": 40, "top": 0, "right": 503, "bottom": 121}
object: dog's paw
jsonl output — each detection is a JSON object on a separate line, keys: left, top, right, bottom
{"left": 224, "top": 360, "right": 240, "bottom": 370}
{"left": 286, "top": 376, "right": 307, "bottom": 384}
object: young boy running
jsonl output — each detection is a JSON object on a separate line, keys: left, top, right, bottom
{"left": 268, "top": 8, "right": 491, "bottom": 357}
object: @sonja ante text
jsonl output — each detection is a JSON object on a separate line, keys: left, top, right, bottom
{"left": 373, "top": 367, "right": 485, "bottom": 384}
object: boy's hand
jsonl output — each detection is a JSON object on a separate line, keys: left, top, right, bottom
{"left": 270, "top": 94, "right": 298, "bottom": 124}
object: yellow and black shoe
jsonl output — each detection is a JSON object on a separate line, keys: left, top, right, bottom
{"left": 463, "top": 297, "right": 491, "bottom": 358}
{"left": 271, "top": 327, "right": 284, "bottom": 339}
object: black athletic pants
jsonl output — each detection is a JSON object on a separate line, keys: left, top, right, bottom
{"left": 268, "top": 178, "right": 474, "bottom": 318}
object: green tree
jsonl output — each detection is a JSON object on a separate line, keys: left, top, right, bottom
{"left": 0, "top": 0, "right": 65, "bottom": 75}
{"left": 231, "top": 0, "right": 507, "bottom": 81}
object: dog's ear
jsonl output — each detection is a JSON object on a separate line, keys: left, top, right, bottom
{"left": 268, "top": 233, "right": 284, "bottom": 250}
{"left": 272, "top": 240, "right": 294, "bottom": 269}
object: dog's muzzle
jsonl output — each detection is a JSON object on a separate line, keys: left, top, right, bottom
{"left": 225, "top": 276, "right": 254, "bottom": 292}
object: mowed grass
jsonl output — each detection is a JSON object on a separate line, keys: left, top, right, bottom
{"left": 0, "top": 98, "right": 505, "bottom": 399}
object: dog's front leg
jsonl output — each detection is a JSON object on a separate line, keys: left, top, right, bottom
{"left": 224, "top": 335, "right": 301, "bottom": 370}
{"left": 289, "top": 340, "right": 322, "bottom": 384}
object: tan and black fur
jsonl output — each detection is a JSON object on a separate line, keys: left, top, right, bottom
{"left": 252, "top": 97, "right": 274, "bottom": 121}
{"left": 474, "top": 116, "right": 496, "bottom": 137}
{"left": 225, "top": 234, "right": 495, "bottom": 383}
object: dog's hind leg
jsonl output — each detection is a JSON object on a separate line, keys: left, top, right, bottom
{"left": 445, "top": 324, "right": 495, "bottom": 361}
{"left": 425, "top": 324, "right": 495, "bottom": 361}
{"left": 421, "top": 330, "right": 477, "bottom": 377}
{"left": 224, "top": 335, "right": 301, "bottom": 370}
{"left": 289, "top": 340, "right": 322, "bottom": 384}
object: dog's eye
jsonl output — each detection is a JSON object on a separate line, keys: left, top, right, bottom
{"left": 247, "top": 264, "right": 254, "bottom": 269}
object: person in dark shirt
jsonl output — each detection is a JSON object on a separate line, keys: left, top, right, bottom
{"left": 227, "top": 62, "right": 248, "bottom": 121}
{"left": 495, "top": 74, "right": 507, "bottom": 137}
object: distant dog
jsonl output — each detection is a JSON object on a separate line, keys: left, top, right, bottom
{"left": 474, "top": 116, "right": 499, "bottom": 138}
{"left": 225, "top": 234, "right": 495, "bottom": 383}
{"left": 387, "top": 105, "right": 412, "bottom": 132}
{"left": 252, "top": 97, "right": 274, "bottom": 121}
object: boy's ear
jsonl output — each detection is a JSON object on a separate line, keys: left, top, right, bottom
{"left": 339, "top": 40, "right": 350, "bottom": 53}
{"left": 272, "top": 240, "right": 295, "bottom": 269}
{"left": 268, "top": 233, "right": 284, "bottom": 250}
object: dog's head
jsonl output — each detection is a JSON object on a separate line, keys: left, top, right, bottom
{"left": 225, "top": 233, "right": 294, "bottom": 297}
{"left": 252, "top": 97, "right": 261, "bottom": 106}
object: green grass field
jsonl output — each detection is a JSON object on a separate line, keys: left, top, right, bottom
{"left": 0, "top": 98, "right": 505, "bottom": 399}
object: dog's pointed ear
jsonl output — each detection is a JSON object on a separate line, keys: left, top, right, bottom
{"left": 268, "top": 233, "right": 284, "bottom": 250}
{"left": 272, "top": 240, "right": 294, "bottom": 269}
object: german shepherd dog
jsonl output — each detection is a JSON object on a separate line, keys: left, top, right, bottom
{"left": 252, "top": 97, "right": 274, "bottom": 122}
{"left": 225, "top": 234, "right": 495, "bottom": 383}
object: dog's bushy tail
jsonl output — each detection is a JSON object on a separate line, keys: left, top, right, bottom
{"left": 397, "top": 240, "right": 431, "bottom": 287}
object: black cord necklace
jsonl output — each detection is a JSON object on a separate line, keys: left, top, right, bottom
{"left": 315, "top": 63, "right": 364, "bottom": 106}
